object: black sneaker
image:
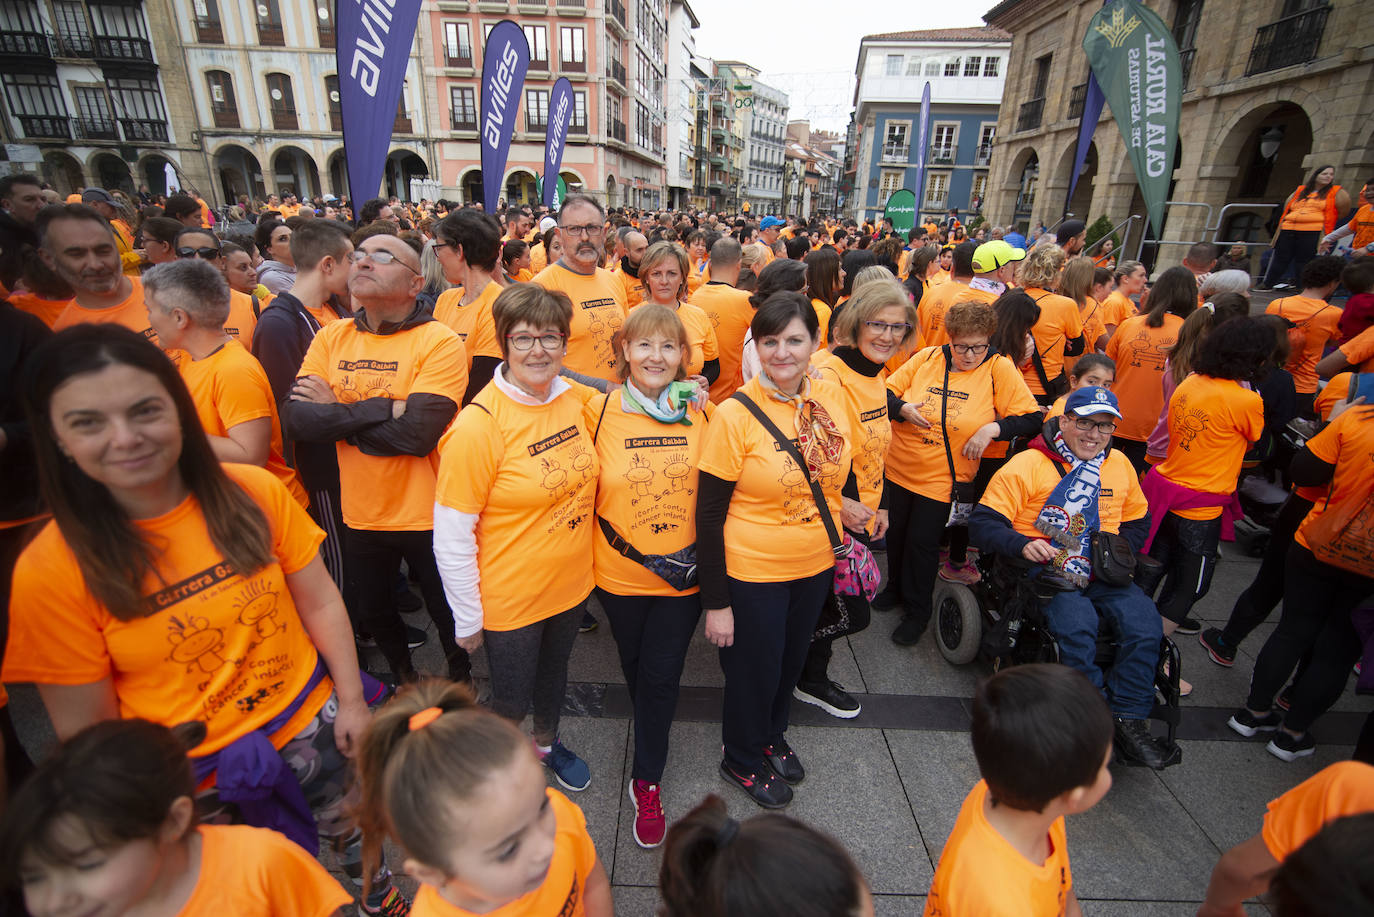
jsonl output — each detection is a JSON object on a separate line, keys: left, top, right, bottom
{"left": 1227, "top": 708, "right": 1282, "bottom": 737}
{"left": 1267, "top": 730, "right": 1316, "bottom": 762}
{"left": 1112, "top": 716, "right": 1172, "bottom": 769}
{"left": 579, "top": 610, "right": 599, "bottom": 633}
{"left": 1275, "top": 686, "right": 1293, "bottom": 711}
{"left": 1173, "top": 616, "right": 1202, "bottom": 636}
{"left": 356, "top": 626, "right": 428, "bottom": 650}
{"left": 872, "top": 589, "right": 901, "bottom": 611}
{"left": 793, "top": 680, "right": 862, "bottom": 719}
{"left": 395, "top": 588, "right": 423, "bottom": 615}
{"left": 1199, "top": 628, "right": 1236, "bottom": 667}
{"left": 891, "top": 613, "right": 926, "bottom": 646}
{"left": 719, "top": 760, "right": 792, "bottom": 809}
{"left": 763, "top": 739, "right": 805, "bottom": 785}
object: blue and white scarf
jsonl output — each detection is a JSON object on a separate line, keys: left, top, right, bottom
{"left": 1032, "top": 429, "right": 1106, "bottom": 588}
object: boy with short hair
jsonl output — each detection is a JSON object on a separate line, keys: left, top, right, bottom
{"left": 925, "top": 664, "right": 1115, "bottom": 916}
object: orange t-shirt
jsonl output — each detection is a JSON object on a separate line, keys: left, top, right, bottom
{"left": 691, "top": 281, "right": 755, "bottom": 404}
{"left": 3, "top": 464, "right": 332, "bottom": 758}
{"left": 1022, "top": 288, "right": 1085, "bottom": 397}
{"left": 1105, "top": 313, "right": 1184, "bottom": 442}
{"left": 1079, "top": 297, "right": 1107, "bottom": 351}
{"left": 532, "top": 262, "right": 628, "bottom": 381}
{"left": 1337, "top": 324, "right": 1374, "bottom": 372}
{"left": 810, "top": 298, "right": 834, "bottom": 347}
{"left": 885, "top": 347, "right": 1038, "bottom": 502}
{"left": 530, "top": 243, "right": 548, "bottom": 275}
{"left": 930, "top": 268, "right": 951, "bottom": 287}
{"left": 514, "top": 268, "right": 534, "bottom": 283}
{"left": 980, "top": 447, "right": 1148, "bottom": 539}
{"left": 7, "top": 291, "right": 71, "bottom": 328}
{"left": 1346, "top": 203, "right": 1374, "bottom": 251}
{"left": 1100, "top": 289, "right": 1138, "bottom": 330}
{"left": 697, "top": 375, "right": 853, "bottom": 583}
{"left": 1267, "top": 295, "right": 1343, "bottom": 394}
{"left": 586, "top": 391, "right": 708, "bottom": 596}
{"left": 224, "top": 289, "right": 259, "bottom": 346}
{"left": 1154, "top": 374, "right": 1265, "bottom": 520}
{"left": 435, "top": 383, "right": 597, "bottom": 630}
{"left": 812, "top": 351, "right": 891, "bottom": 520}
{"left": 1280, "top": 190, "right": 1331, "bottom": 233}
{"left": 434, "top": 282, "right": 503, "bottom": 368}
{"left": 664, "top": 300, "right": 719, "bottom": 376}
{"left": 296, "top": 318, "right": 468, "bottom": 531}
{"left": 1295, "top": 405, "right": 1374, "bottom": 556}
{"left": 613, "top": 264, "right": 646, "bottom": 309}
{"left": 924, "top": 780, "right": 1073, "bottom": 917}
{"left": 52, "top": 276, "right": 156, "bottom": 343}
{"left": 917, "top": 281, "right": 997, "bottom": 348}
{"left": 1261, "top": 761, "right": 1374, "bottom": 861}
{"left": 180, "top": 339, "right": 307, "bottom": 507}
{"left": 686, "top": 259, "right": 707, "bottom": 297}
{"left": 180, "top": 824, "right": 351, "bottom": 916}
{"left": 411, "top": 789, "right": 598, "bottom": 917}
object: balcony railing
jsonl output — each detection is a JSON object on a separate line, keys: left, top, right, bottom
{"left": 1068, "top": 82, "right": 1086, "bottom": 120}
{"left": 1179, "top": 47, "right": 1195, "bottom": 89}
{"left": 929, "top": 144, "right": 956, "bottom": 165}
{"left": 51, "top": 32, "right": 93, "bottom": 56}
{"left": 608, "top": 120, "right": 627, "bottom": 143}
{"left": 450, "top": 108, "right": 477, "bottom": 131}
{"left": 258, "top": 23, "right": 284, "bottom": 46}
{"left": 605, "top": 0, "right": 627, "bottom": 30}
{"left": 94, "top": 34, "right": 153, "bottom": 62}
{"left": 19, "top": 115, "right": 70, "bottom": 138}
{"left": 1014, "top": 190, "right": 1036, "bottom": 214}
{"left": 0, "top": 30, "right": 50, "bottom": 55}
{"left": 211, "top": 108, "right": 240, "bottom": 129}
{"left": 975, "top": 144, "right": 992, "bottom": 166}
{"left": 881, "top": 142, "right": 908, "bottom": 163}
{"left": 570, "top": 118, "right": 587, "bottom": 135}
{"left": 559, "top": 55, "right": 585, "bottom": 72}
{"left": 446, "top": 46, "right": 473, "bottom": 67}
{"left": 393, "top": 115, "right": 413, "bottom": 133}
{"left": 1016, "top": 97, "right": 1044, "bottom": 132}
{"left": 329, "top": 109, "right": 343, "bottom": 131}
{"left": 1247, "top": 5, "right": 1330, "bottom": 76}
{"left": 556, "top": 0, "right": 585, "bottom": 8}
{"left": 317, "top": 24, "right": 335, "bottom": 48}
{"left": 924, "top": 193, "right": 948, "bottom": 210}
{"left": 526, "top": 116, "right": 547, "bottom": 131}
{"left": 607, "top": 60, "right": 626, "bottom": 88}
{"left": 120, "top": 118, "right": 168, "bottom": 142}
{"left": 195, "top": 17, "right": 223, "bottom": 43}
{"left": 74, "top": 117, "right": 119, "bottom": 140}
{"left": 271, "top": 108, "right": 298, "bottom": 131}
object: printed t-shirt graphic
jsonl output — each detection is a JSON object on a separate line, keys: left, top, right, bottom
{"left": 1100, "top": 289, "right": 1137, "bottom": 328}
{"left": 1266, "top": 294, "right": 1343, "bottom": 394}
{"left": 1154, "top": 374, "right": 1265, "bottom": 520}
{"left": 224, "top": 288, "right": 259, "bottom": 345}
{"left": 434, "top": 282, "right": 503, "bottom": 369}
{"left": 296, "top": 319, "right": 469, "bottom": 531}
{"left": 672, "top": 300, "right": 719, "bottom": 377}
{"left": 3, "top": 465, "right": 332, "bottom": 757}
{"left": 411, "top": 790, "right": 598, "bottom": 917}
{"left": 435, "top": 385, "right": 598, "bottom": 630}
{"left": 586, "top": 391, "right": 708, "bottom": 596}
{"left": 812, "top": 350, "right": 892, "bottom": 518}
{"left": 178, "top": 824, "right": 352, "bottom": 916}
{"left": 696, "top": 375, "right": 853, "bottom": 584}
{"left": 924, "top": 780, "right": 1072, "bottom": 917}
{"left": 980, "top": 448, "right": 1148, "bottom": 538}
{"left": 1260, "top": 761, "right": 1374, "bottom": 861}
{"left": 885, "top": 347, "right": 1038, "bottom": 502}
{"left": 1021, "top": 288, "right": 1085, "bottom": 397}
{"left": 1079, "top": 297, "right": 1107, "bottom": 350}
{"left": 917, "top": 282, "right": 997, "bottom": 348}
{"left": 1295, "top": 405, "right": 1374, "bottom": 561}
{"left": 691, "top": 282, "right": 755, "bottom": 403}
{"left": 179, "top": 338, "right": 308, "bottom": 507}
{"left": 533, "top": 262, "right": 629, "bottom": 381}
{"left": 1105, "top": 313, "right": 1184, "bottom": 442}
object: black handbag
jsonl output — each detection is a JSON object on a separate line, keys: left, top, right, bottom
{"left": 940, "top": 354, "right": 979, "bottom": 527}
{"left": 1089, "top": 530, "right": 1137, "bottom": 587}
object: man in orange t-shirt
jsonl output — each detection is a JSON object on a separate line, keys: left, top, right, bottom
{"left": 612, "top": 229, "right": 647, "bottom": 308}
{"left": 1266, "top": 255, "right": 1344, "bottom": 415}
{"left": 284, "top": 233, "right": 470, "bottom": 685}
{"left": 173, "top": 227, "right": 258, "bottom": 347}
{"left": 690, "top": 237, "right": 754, "bottom": 403}
{"left": 41, "top": 204, "right": 158, "bottom": 344}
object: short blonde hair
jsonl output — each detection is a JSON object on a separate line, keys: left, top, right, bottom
{"left": 1017, "top": 243, "right": 1066, "bottom": 289}
{"left": 639, "top": 241, "right": 690, "bottom": 302}
{"left": 741, "top": 243, "right": 769, "bottom": 271}
{"left": 613, "top": 303, "right": 690, "bottom": 382}
{"left": 491, "top": 283, "right": 573, "bottom": 358}
{"left": 830, "top": 278, "right": 917, "bottom": 348}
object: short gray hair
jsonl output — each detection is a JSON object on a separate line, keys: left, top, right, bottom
{"left": 143, "top": 259, "right": 230, "bottom": 329}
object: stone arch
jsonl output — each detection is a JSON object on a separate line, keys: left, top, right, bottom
{"left": 503, "top": 168, "right": 537, "bottom": 207}
{"left": 270, "top": 145, "right": 320, "bottom": 199}
{"left": 1055, "top": 141, "right": 1099, "bottom": 222}
{"left": 40, "top": 150, "right": 84, "bottom": 196}
{"left": 325, "top": 148, "right": 347, "bottom": 199}
{"left": 136, "top": 153, "right": 180, "bottom": 198}
{"left": 89, "top": 152, "right": 134, "bottom": 193}
{"left": 211, "top": 143, "right": 266, "bottom": 204}
{"left": 606, "top": 174, "right": 618, "bottom": 208}
{"left": 385, "top": 149, "right": 428, "bottom": 201}
{"left": 457, "top": 167, "right": 483, "bottom": 206}
{"left": 1207, "top": 88, "right": 1323, "bottom": 172}
{"left": 557, "top": 168, "right": 586, "bottom": 193}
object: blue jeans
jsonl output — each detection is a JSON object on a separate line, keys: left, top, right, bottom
{"left": 1043, "top": 580, "right": 1162, "bottom": 718}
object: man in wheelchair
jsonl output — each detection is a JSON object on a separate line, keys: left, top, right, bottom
{"left": 970, "top": 387, "right": 1177, "bottom": 770}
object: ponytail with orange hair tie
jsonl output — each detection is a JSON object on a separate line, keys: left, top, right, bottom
{"left": 408, "top": 706, "right": 443, "bottom": 731}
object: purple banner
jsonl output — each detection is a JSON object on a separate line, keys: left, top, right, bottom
{"left": 543, "top": 77, "right": 573, "bottom": 210}
{"left": 336, "top": 0, "right": 423, "bottom": 210}
{"left": 912, "top": 83, "right": 931, "bottom": 215}
{"left": 480, "top": 20, "right": 530, "bottom": 210}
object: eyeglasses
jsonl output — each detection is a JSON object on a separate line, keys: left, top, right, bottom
{"left": 864, "top": 320, "right": 913, "bottom": 336}
{"left": 951, "top": 343, "right": 990, "bottom": 356}
{"left": 560, "top": 224, "right": 603, "bottom": 237}
{"left": 1072, "top": 416, "right": 1118, "bottom": 434}
{"left": 506, "top": 332, "right": 566, "bottom": 351}
{"left": 349, "top": 248, "right": 419, "bottom": 274}
{"left": 176, "top": 246, "right": 220, "bottom": 260}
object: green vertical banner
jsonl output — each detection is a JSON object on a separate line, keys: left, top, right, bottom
{"left": 884, "top": 189, "right": 917, "bottom": 238}
{"left": 1082, "top": 0, "right": 1181, "bottom": 235}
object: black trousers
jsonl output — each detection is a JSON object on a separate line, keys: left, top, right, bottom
{"left": 0, "top": 521, "right": 38, "bottom": 792}
{"left": 882, "top": 481, "right": 962, "bottom": 636}
{"left": 597, "top": 589, "right": 701, "bottom": 783}
{"left": 1114, "top": 437, "right": 1150, "bottom": 478}
{"left": 1246, "top": 544, "right": 1374, "bottom": 734}
{"left": 1145, "top": 512, "right": 1220, "bottom": 625}
{"left": 1221, "top": 494, "right": 1313, "bottom": 646}
{"left": 1262, "top": 229, "right": 1321, "bottom": 288}
{"left": 719, "top": 569, "right": 833, "bottom": 773}
{"left": 800, "top": 527, "right": 871, "bottom": 688}
{"left": 345, "top": 526, "right": 467, "bottom": 681}
{"left": 307, "top": 486, "right": 356, "bottom": 625}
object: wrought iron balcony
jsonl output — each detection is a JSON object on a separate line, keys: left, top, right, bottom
{"left": 608, "top": 120, "right": 627, "bottom": 143}
{"left": 605, "top": 0, "right": 627, "bottom": 31}
{"left": 1068, "top": 82, "right": 1087, "bottom": 120}
{"left": 94, "top": 34, "right": 153, "bottom": 62}
{"left": 924, "top": 192, "right": 948, "bottom": 209}
{"left": 975, "top": 144, "right": 993, "bottom": 166}
{"left": 556, "top": 0, "right": 585, "bottom": 8}
{"left": 0, "top": 30, "right": 50, "bottom": 56}
{"left": 195, "top": 18, "right": 223, "bottom": 43}
{"left": 1014, "top": 190, "right": 1036, "bottom": 213}
{"left": 317, "top": 23, "right": 335, "bottom": 48}
{"left": 880, "top": 142, "right": 908, "bottom": 163}
{"left": 258, "top": 23, "right": 285, "bottom": 46}
{"left": 1016, "top": 97, "right": 1045, "bottom": 133}
{"left": 18, "top": 115, "right": 70, "bottom": 139}
{"left": 120, "top": 118, "right": 168, "bottom": 142}
{"left": 929, "top": 144, "right": 956, "bottom": 165}
{"left": 446, "top": 46, "right": 473, "bottom": 68}
{"left": 1247, "top": 5, "right": 1329, "bottom": 76}
{"left": 52, "top": 32, "right": 93, "bottom": 56}
{"left": 607, "top": 59, "right": 626, "bottom": 88}
{"left": 74, "top": 117, "right": 120, "bottom": 140}
{"left": 450, "top": 109, "right": 477, "bottom": 131}
{"left": 1179, "top": 48, "right": 1195, "bottom": 89}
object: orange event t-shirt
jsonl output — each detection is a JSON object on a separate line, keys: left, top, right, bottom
{"left": 411, "top": 789, "right": 598, "bottom": 917}
{"left": 614, "top": 264, "right": 645, "bottom": 309}
{"left": 434, "top": 282, "right": 503, "bottom": 368}
{"left": 533, "top": 262, "right": 628, "bottom": 381}
{"left": 673, "top": 300, "right": 719, "bottom": 376}
{"left": 225, "top": 289, "right": 259, "bottom": 346}
{"left": 691, "top": 281, "right": 755, "bottom": 404}
{"left": 697, "top": 375, "right": 852, "bottom": 583}
{"left": 1295, "top": 404, "right": 1374, "bottom": 555}
{"left": 1105, "top": 313, "right": 1184, "bottom": 442}
{"left": 1100, "top": 289, "right": 1137, "bottom": 329}
{"left": 1155, "top": 374, "right": 1265, "bottom": 520}
{"left": 180, "top": 824, "right": 351, "bottom": 917}
{"left": 812, "top": 350, "right": 892, "bottom": 517}
{"left": 1023, "top": 288, "right": 1085, "bottom": 396}
{"left": 810, "top": 298, "right": 833, "bottom": 347}
{"left": 1268, "top": 295, "right": 1343, "bottom": 394}
{"left": 53, "top": 276, "right": 156, "bottom": 343}
{"left": 1261, "top": 761, "right": 1374, "bottom": 862}
{"left": 586, "top": 391, "right": 708, "bottom": 597}
{"left": 297, "top": 318, "right": 468, "bottom": 531}
{"left": 980, "top": 448, "right": 1148, "bottom": 540}
{"left": 3, "top": 464, "right": 331, "bottom": 758}
{"left": 180, "top": 338, "right": 307, "bottom": 507}
{"left": 435, "top": 383, "right": 597, "bottom": 630}
{"left": 924, "top": 780, "right": 1073, "bottom": 917}
{"left": 885, "top": 347, "right": 1038, "bottom": 502}
{"left": 7, "top": 291, "right": 71, "bottom": 328}
{"left": 917, "top": 281, "right": 997, "bottom": 348}
{"left": 1079, "top": 297, "right": 1107, "bottom": 350}
{"left": 1338, "top": 324, "right": 1374, "bottom": 372}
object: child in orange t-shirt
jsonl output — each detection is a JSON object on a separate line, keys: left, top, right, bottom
{"left": 357, "top": 682, "right": 614, "bottom": 917}
{"left": 926, "top": 664, "right": 1113, "bottom": 916}
{"left": 0, "top": 719, "right": 353, "bottom": 917}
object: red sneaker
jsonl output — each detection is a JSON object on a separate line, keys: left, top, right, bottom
{"left": 629, "top": 779, "right": 666, "bottom": 848}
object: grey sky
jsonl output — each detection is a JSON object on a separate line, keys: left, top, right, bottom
{"left": 683, "top": 1, "right": 990, "bottom": 131}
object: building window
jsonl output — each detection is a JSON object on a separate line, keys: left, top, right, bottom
{"left": 3, "top": 73, "right": 70, "bottom": 139}
{"left": 524, "top": 24, "right": 547, "bottom": 66}
{"left": 882, "top": 121, "right": 908, "bottom": 161}
{"left": 525, "top": 88, "right": 549, "bottom": 130}
{"left": 944, "top": 57, "right": 961, "bottom": 77}
{"left": 931, "top": 124, "right": 956, "bottom": 162}
{"left": 559, "top": 26, "right": 585, "bottom": 71}
{"left": 885, "top": 54, "right": 903, "bottom": 76}
{"left": 964, "top": 56, "right": 981, "bottom": 77}
{"left": 205, "top": 70, "right": 238, "bottom": 128}
{"left": 443, "top": 22, "right": 472, "bottom": 66}
{"left": 450, "top": 86, "right": 476, "bottom": 130}
{"left": 72, "top": 86, "right": 117, "bottom": 140}
{"left": 110, "top": 76, "right": 168, "bottom": 141}
{"left": 925, "top": 172, "right": 949, "bottom": 209}
{"left": 971, "top": 172, "right": 988, "bottom": 206}
{"left": 191, "top": 0, "right": 221, "bottom": 43}
{"left": 924, "top": 59, "right": 940, "bottom": 76}
{"left": 315, "top": 0, "right": 334, "bottom": 48}
{"left": 571, "top": 90, "right": 587, "bottom": 133}
{"left": 879, "top": 169, "right": 903, "bottom": 206}
{"left": 904, "top": 57, "right": 922, "bottom": 76}
{"left": 325, "top": 74, "right": 342, "bottom": 130}
{"left": 255, "top": 0, "right": 283, "bottom": 45}
{"left": 52, "top": 1, "right": 93, "bottom": 56}
{"left": 265, "top": 72, "right": 296, "bottom": 130}
{"left": 983, "top": 56, "right": 1000, "bottom": 77}
{"left": 635, "top": 101, "right": 651, "bottom": 149}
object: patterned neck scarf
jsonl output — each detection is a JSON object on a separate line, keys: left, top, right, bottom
{"left": 620, "top": 379, "right": 696, "bottom": 426}
{"left": 760, "top": 373, "right": 844, "bottom": 479}
{"left": 1030, "top": 427, "right": 1105, "bottom": 588}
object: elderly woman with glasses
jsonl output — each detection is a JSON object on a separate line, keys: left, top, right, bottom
{"left": 434, "top": 283, "right": 601, "bottom": 795}
{"left": 878, "top": 300, "right": 1041, "bottom": 647}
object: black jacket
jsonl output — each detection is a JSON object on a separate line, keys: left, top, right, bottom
{"left": 0, "top": 210, "right": 39, "bottom": 289}
{"left": 0, "top": 302, "right": 52, "bottom": 523}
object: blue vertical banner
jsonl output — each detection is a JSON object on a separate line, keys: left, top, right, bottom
{"left": 336, "top": 0, "right": 424, "bottom": 211}
{"left": 480, "top": 20, "right": 530, "bottom": 210}
{"left": 912, "top": 82, "right": 931, "bottom": 215}
{"left": 1066, "top": 0, "right": 1113, "bottom": 215}
{"left": 543, "top": 77, "right": 573, "bottom": 210}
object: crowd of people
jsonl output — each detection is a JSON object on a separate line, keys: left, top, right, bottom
{"left": 0, "top": 166, "right": 1372, "bottom": 916}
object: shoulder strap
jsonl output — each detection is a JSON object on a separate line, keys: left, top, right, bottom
{"left": 1029, "top": 338, "right": 1054, "bottom": 393}
{"left": 598, "top": 516, "right": 647, "bottom": 563}
{"left": 940, "top": 351, "right": 962, "bottom": 486}
{"left": 592, "top": 392, "right": 612, "bottom": 444}
{"left": 731, "top": 392, "right": 844, "bottom": 555}
{"left": 251, "top": 292, "right": 262, "bottom": 319}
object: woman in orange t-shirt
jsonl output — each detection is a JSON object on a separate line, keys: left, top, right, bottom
{"left": 585, "top": 305, "right": 709, "bottom": 847}
{"left": 639, "top": 242, "right": 720, "bottom": 381}
{"left": 1102, "top": 260, "right": 1146, "bottom": 338}
{"left": 1, "top": 719, "right": 354, "bottom": 917}
{"left": 3, "top": 325, "right": 404, "bottom": 910}
{"left": 1059, "top": 255, "right": 1108, "bottom": 353}
{"left": 804, "top": 246, "right": 843, "bottom": 346}
{"left": 1016, "top": 244, "right": 1087, "bottom": 406}
{"left": 1262, "top": 165, "right": 1350, "bottom": 291}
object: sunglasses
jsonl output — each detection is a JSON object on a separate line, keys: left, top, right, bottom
{"left": 176, "top": 246, "right": 221, "bottom": 259}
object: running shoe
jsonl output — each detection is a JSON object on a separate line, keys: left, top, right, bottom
{"left": 938, "top": 560, "right": 982, "bottom": 585}
{"left": 1227, "top": 708, "right": 1282, "bottom": 737}
{"left": 1275, "top": 686, "right": 1293, "bottom": 711}
{"left": 793, "top": 680, "right": 861, "bottom": 719}
{"left": 356, "top": 626, "right": 428, "bottom": 650}
{"left": 1174, "top": 616, "right": 1203, "bottom": 636}
{"left": 629, "top": 780, "right": 666, "bottom": 848}
{"left": 1198, "top": 628, "right": 1236, "bottom": 667}
{"left": 719, "top": 760, "right": 792, "bottom": 809}
{"left": 1267, "top": 730, "right": 1316, "bottom": 762}
{"left": 579, "top": 610, "right": 599, "bottom": 633}
{"left": 763, "top": 739, "right": 805, "bottom": 784}
{"left": 539, "top": 740, "right": 591, "bottom": 791}
{"left": 359, "top": 885, "right": 411, "bottom": 917}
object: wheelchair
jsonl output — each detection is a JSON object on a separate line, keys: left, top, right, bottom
{"left": 932, "top": 551, "right": 1184, "bottom": 768}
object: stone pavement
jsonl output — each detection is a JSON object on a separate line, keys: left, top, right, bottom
{"left": 9, "top": 537, "right": 1369, "bottom": 916}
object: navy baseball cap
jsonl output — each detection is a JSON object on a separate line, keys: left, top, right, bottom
{"left": 1064, "top": 386, "right": 1122, "bottom": 419}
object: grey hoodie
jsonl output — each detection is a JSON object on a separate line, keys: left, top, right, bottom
{"left": 256, "top": 259, "right": 297, "bottom": 293}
